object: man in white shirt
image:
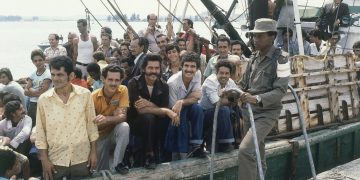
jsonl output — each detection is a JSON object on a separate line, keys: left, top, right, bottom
{"left": 44, "top": 33, "right": 67, "bottom": 66}
{"left": 165, "top": 52, "right": 206, "bottom": 159}
{"left": 138, "top": 13, "right": 163, "bottom": 53}
{"left": 309, "top": 29, "right": 327, "bottom": 56}
{"left": 321, "top": 31, "right": 343, "bottom": 55}
{"left": 200, "top": 60, "right": 237, "bottom": 152}
{"left": 0, "top": 100, "right": 32, "bottom": 155}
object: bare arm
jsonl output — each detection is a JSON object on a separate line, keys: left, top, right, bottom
{"left": 39, "top": 149, "right": 55, "bottom": 180}
{"left": 73, "top": 38, "right": 79, "bottom": 63}
{"left": 25, "top": 79, "right": 51, "bottom": 97}
{"left": 91, "top": 36, "right": 99, "bottom": 51}
{"left": 93, "top": 107, "right": 127, "bottom": 129}
{"left": 87, "top": 141, "right": 97, "bottom": 172}
{"left": 24, "top": 79, "right": 33, "bottom": 96}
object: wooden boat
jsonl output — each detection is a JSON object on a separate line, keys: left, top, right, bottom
{"left": 84, "top": 54, "right": 360, "bottom": 179}
{"left": 79, "top": 0, "right": 360, "bottom": 179}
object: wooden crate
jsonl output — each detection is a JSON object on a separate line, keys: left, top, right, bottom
{"left": 276, "top": 55, "right": 360, "bottom": 134}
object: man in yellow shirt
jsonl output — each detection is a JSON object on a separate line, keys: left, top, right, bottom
{"left": 36, "top": 56, "right": 99, "bottom": 180}
{"left": 92, "top": 65, "right": 130, "bottom": 174}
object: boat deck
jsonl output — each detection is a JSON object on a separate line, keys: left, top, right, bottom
{"left": 315, "top": 158, "right": 360, "bottom": 180}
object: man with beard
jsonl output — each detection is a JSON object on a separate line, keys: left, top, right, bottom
{"left": 204, "top": 36, "right": 237, "bottom": 78}
{"left": 165, "top": 52, "right": 206, "bottom": 160}
{"left": 36, "top": 56, "right": 98, "bottom": 179}
{"left": 92, "top": 65, "right": 130, "bottom": 174}
{"left": 238, "top": 18, "right": 290, "bottom": 179}
{"left": 200, "top": 60, "right": 237, "bottom": 152}
{"left": 0, "top": 100, "right": 32, "bottom": 155}
{"left": 127, "top": 54, "right": 178, "bottom": 169}
{"left": 138, "top": 13, "right": 163, "bottom": 53}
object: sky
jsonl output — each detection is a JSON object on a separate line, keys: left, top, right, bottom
{"left": 0, "top": 0, "right": 327, "bottom": 19}
{"left": 0, "top": 0, "right": 237, "bottom": 18}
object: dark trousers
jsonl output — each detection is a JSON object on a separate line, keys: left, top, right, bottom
{"left": 165, "top": 104, "right": 204, "bottom": 153}
{"left": 130, "top": 114, "right": 170, "bottom": 166}
{"left": 27, "top": 102, "right": 37, "bottom": 127}
{"left": 203, "top": 106, "right": 234, "bottom": 145}
{"left": 53, "top": 162, "right": 90, "bottom": 180}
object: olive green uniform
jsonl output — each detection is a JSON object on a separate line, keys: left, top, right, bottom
{"left": 238, "top": 45, "right": 290, "bottom": 180}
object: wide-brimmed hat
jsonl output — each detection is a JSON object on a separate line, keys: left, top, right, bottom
{"left": 249, "top": 18, "right": 277, "bottom": 33}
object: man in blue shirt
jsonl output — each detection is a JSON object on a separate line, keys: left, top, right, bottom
{"left": 165, "top": 52, "right": 206, "bottom": 160}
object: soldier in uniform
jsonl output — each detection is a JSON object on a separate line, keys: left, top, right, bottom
{"left": 238, "top": 18, "right": 290, "bottom": 179}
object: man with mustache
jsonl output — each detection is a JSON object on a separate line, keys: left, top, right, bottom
{"left": 92, "top": 65, "right": 130, "bottom": 174}
{"left": 127, "top": 54, "right": 178, "bottom": 169}
{"left": 200, "top": 60, "right": 237, "bottom": 152}
{"left": 0, "top": 100, "right": 32, "bottom": 155}
{"left": 165, "top": 52, "right": 206, "bottom": 160}
{"left": 238, "top": 18, "right": 290, "bottom": 179}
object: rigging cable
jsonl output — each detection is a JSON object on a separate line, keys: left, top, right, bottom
{"left": 229, "top": 0, "right": 255, "bottom": 23}
{"left": 113, "top": 0, "right": 126, "bottom": 17}
{"left": 186, "top": 0, "right": 217, "bottom": 37}
{"left": 178, "top": 0, "right": 189, "bottom": 32}
{"left": 157, "top": 1, "right": 160, "bottom": 27}
{"left": 99, "top": 0, "right": 126, "bottom": 31}
{"left": 302, "top": 0, "right": 309, "bottom": 18}
{"left": 79, "top": 0, "right": 103, "bottom": 28}
{"left": 157, "top": 0, "right": 182, "bottom": 23}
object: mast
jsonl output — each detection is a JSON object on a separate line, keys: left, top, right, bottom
{"left": 293, "top": 0, "right": 304, "bottom": 55}
{"left": 201, "top": 0, "right": 252, "bottom": 57}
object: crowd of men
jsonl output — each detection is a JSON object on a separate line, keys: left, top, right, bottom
{"left": 0, "top": 0, "right": 359, "bottom": 178}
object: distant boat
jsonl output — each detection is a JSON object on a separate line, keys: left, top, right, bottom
{"left": 37, "top": 35, "right": 64, "bottom": 51}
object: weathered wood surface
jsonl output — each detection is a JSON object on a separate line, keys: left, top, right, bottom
{"left": 86, "top": 140, "right": 291, "bottom": 180}
{"left": 314, "top": 158, "right": 360, "bottom": 180}
{"left": 279, "top": 55, "right": 360, "bottom": 133}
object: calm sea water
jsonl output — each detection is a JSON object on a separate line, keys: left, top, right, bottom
{"left": 0, "top": 20, "right": 245, "bottom": 79}
{"left": 0, "top": 0, "right": 328, "bottom": 79}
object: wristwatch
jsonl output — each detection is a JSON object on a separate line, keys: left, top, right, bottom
{"left": 255, "top": 95, "right": 261, "bottom": 104}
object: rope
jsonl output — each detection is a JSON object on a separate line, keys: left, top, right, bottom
{"left": 80, "top": 0, "right": 102, "bottom": 28}
{"left": 302, "top": 0, "right": 309, "bottom": 18}
{"left": 113, "top": 0, "right": 126, "bottom": 17}
{"left": 99, "top": 0, "right": 126, "bottom": 31}
{"left": 186, "top": 0, "right": 217, "bottom": 37}
{"left": 157, "top": 0, "right": 182, "bottom": 23}
{"left": 178, "top": 0, "right": 189, "bottom": 32}
{"left": 230, "top": 0, "right": 255, "bottom": 23}
{"left": 157, "top": 1, "right": 160, "bottom": 27}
